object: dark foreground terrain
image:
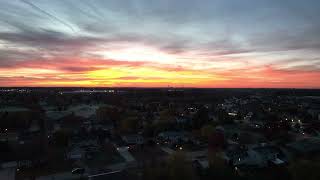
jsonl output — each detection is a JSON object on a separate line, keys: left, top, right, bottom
{"left": 0, "top": 88, "right": 320, "bottom": 180}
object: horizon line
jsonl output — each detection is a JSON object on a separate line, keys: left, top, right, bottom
{"left": 1, "top": 86, "right": 320, "bottom": 90}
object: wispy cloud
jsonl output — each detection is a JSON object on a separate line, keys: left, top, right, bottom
{"left": 20, "top": 0, "right": 75, "bottom": 32}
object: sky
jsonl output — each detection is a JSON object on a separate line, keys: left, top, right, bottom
{"left": 0, "top": 0, "right": 320, "bottom": 88}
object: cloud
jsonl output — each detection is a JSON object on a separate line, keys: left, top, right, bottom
{"left": 0, "top": 58, "right": 148, "bottom": 73}
{"left": 0, "top": 0, "right": 320, "bottom": 88}
{"left": 0, "top": 30, "right": 100, "bottom": 50}
{"left": 20, "top": 0, "right": 75, "bottom": 32}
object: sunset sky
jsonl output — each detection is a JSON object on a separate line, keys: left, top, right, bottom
{"left": 0, "top": 0, "right": 319, "bottom": 88}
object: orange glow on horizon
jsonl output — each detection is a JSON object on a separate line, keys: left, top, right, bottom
{"left": 0, "top": 45, "right": 319, "bottom": 88}
{"left": 1, "top": 63, "right": 319, "bottom": 88}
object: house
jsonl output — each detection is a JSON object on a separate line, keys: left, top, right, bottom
{"left": 0, "top": 167, "right": 15, "bottom": 180}
{"left": 233, "top": 148, "right": 266, "bottom": 168}
{"left": 225, "top": 144, "right": 286, "bottom": 169}
{"left": 0, "top": 132, "right": 18, "bottom": 142}
{"left": 157, "top": 131, "right": 189, "bottom": 144}
{"left": 308, "top": 108, "right": 320, "bottom": 120}
{"left": 175, "top": 117, "right": 191, "bottom": 124}
{"left": 208, "top": 112, "right": 218, "bottom": 122}
{"left": 192, "top": 153, "right": 210, "bottom": 171}
{"left": 70, "top": 139, "right": 99, "bottom": 148}
{"left": 92, "top": 124, "right": 114, "bottom": 132}
{"left": 67, "top": 147, "right": 85, "bottom": 160}
{"left": 1, "top": 161, "right": 17, "bottom": 169}
{"left": 193, "top": 158, "right": 209, "bottom": 171}
{"left": 121, "top": 135, "right": 144, "bottom": 145}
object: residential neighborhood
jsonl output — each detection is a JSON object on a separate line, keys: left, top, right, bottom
{"left": 0, "top": 88, "right": 320, "bottom": 180}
